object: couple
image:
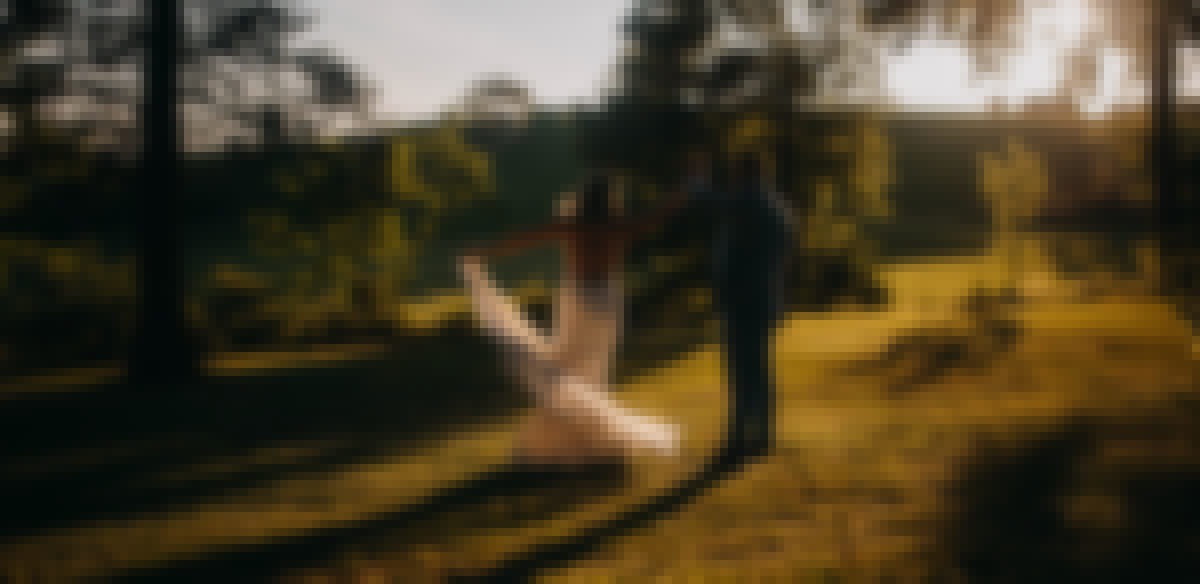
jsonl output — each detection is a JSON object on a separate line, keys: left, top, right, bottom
{"left": 458, "top": 152, "right": 795, "bottom": 469}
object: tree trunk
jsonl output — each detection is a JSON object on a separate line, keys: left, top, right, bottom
{"left": 128, "top": 0, "right": 198, "bottom": 385}
{"left": 1147, "top": 0, "right": 1176, "bottom": 248}
{"left": 1152, "top": 0, "right": 1200, "bottom": 331}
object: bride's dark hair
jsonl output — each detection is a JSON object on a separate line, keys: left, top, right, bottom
{"left": 575, "top": 172, "right": 616, "bottom": 227}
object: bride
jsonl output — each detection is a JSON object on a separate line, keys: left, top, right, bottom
{"left": 458, "top": 172, "right": 688, "bottom": 467}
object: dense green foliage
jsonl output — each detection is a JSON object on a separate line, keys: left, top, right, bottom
{"left": 4, "top": 101, "right": 1196, "bottom": 376}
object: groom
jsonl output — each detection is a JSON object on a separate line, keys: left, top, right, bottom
{"left": 682, "top": 150, "right": 795, "bottom": 462}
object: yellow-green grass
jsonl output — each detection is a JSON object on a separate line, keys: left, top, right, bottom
{"left": 0, "top": 248, "right": 1193, "bottom": 583}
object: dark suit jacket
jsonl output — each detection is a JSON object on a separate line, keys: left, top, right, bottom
{"left": 687, "top": 178, "right": 796, "bottom": 321}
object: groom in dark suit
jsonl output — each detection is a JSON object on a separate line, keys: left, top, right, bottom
{"left": 684, "top": 151, "right": 796, "bottom": 462}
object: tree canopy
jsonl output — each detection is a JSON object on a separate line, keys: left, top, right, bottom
{"left": 0, "top": 0, "right": 369, "bottom": 156}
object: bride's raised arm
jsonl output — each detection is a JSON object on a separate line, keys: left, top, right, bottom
{"left": 462, "top": 221, "right": 573, "bottom": 259}
{"left": 619, "top": 188, "right": 691, "bottom": 243}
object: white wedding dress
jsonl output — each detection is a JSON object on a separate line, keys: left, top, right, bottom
{"left": 459, "top": 254, "right": 680, "bottom": 465}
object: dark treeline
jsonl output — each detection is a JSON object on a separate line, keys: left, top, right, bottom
{"left": 4, "top": 96, "right": 1199, "bottom": 378}
{"left": 3, "top": 0, "right": 1197, "bottom": 380}
{"left": 0, "top": 101, "right": 582, "bottom": 376}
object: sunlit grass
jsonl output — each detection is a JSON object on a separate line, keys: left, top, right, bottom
{"left": 1, "top": 247, "right": 1192, "bottom": 582}
{"left": 0, "top": 424, "right": 520, "bottom": 582}
{"left": 205, "top": 344, "right": 390, "bottom": 376}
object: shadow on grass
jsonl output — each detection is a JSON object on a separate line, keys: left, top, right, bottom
{"left": 0, "top": 318, "right": 529, "bottom": 544}
{"left": 849, "top": 318, "right": 1022, "bottom": 396}
{"left": 456, "top": 450, "right": 751, "bottom": 583}
{"left": 1, "top": 238, "right": 889, "bottom": 579}
{"left": 839, "top": 288, "right": 1024, "bottom": 395}
{"left": 930, "top": 394, "right": 1200, "bottom": 583}
{"left": 104, "top": 462, "right": 631, "bottom": 583}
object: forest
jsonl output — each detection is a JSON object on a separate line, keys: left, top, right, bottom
{"left": 1, "top": 1, "right": 1197, "bottom": 582}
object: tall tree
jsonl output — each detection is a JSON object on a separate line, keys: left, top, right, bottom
{"left": 1, "top": 1, "right": 367, "bottom": 156}
{"left": 0, "top": 1, "right": 70, "bottom": 168}
{"left": 592, "top": 0, "right": 925, "bottom": 202}
{"left": 450, "top": 74, "right": 535, "bottom": 149}
{"left": 1146, "top": 0, "right": 1196, "bottom": 306}
{"left": 1, "top": 0, "right": 369, "bottom": 383}
{"left": 128, "top": 0, "right": 190, "bottom": 383}
{"left": 865, "top": 0, "right": 1200, "bottom": 316}
{"left": 585, "top": 0, "right": 909, "bottom": 319}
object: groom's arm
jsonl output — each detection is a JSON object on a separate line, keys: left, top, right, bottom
{"left": 620, "top": 188, "right": 691, "bottom": 242}
{"left": 621, "top": 175, "right": 718, "bottom": 240}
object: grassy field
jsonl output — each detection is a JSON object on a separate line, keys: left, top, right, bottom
{"left": 0, "top": 244, "right": 1194, "bottom": 583}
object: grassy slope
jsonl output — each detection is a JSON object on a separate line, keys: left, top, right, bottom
{"left": 0, "top": 248, "right": 1193, "bottom": 583}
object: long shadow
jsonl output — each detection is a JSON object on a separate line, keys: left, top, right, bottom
{"left": 0, "top": 441, "right": 384, "bottom": 544}
{"left": 0, "top": 241, "right": 766, "bottom": 562}
{"left": 0, "top": 321, "right": 505, "bottom": 455}
{"left": 932, "top": 395, "right": 1200, "bottom": 583}
{"left": 0, "top": 223, "right": 863, "bottom": 575}
{"left": 0, "top": 319, "right": 533, "bottom": 545}
{"left": 458, "top": 451, "right": 749, "bottom": 583}
{"left": 838, "top": 290, "right": 1024, "bottom": 395}
{"left": 839, "top": 329, "right": 1002, "bottom": 396}
{"left": 102, "top": 461, "right": 630, "bottom": 584}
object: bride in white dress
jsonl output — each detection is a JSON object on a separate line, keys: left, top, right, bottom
{"left": 458, "top": 173, "right": 688, "bottom": 467}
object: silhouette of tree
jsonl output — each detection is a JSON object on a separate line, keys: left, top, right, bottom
{"left": 1, "top": 1, "right": 367, "bottom": 154}
{"left": 0, "top": 0, "right": 370, "bottom": 383}
{"left": 127, "top": 0, "right": 190, "bottom": 384}
{"left": 588, "top": 0, "right": 902, "bottom": 318}
{"left": 450, "top": 74, "right": 535, "bottom": 149}
{"left": 864, "top": 0, "right": 1200, "bottom": 321}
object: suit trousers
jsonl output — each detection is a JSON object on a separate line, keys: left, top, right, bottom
{"left": 717, "top": 282, "right": 782, "bottom": 447}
